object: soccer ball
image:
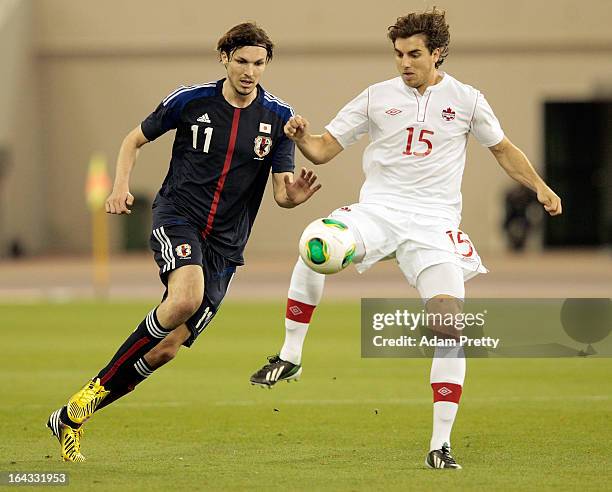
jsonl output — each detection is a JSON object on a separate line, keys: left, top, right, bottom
{"left": 298, "top": 218, "right": 357, "bottom": 274}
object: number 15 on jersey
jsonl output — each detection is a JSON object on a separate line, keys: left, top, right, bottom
{"left": 403, "top": 127, "right": 434, "bottom": 157}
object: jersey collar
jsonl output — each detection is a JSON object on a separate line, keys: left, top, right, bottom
{"left": 401, "top": 71, "right": 451, "bottom": 96}
{"left": 216, "top": 78, "right": 264, "bottom": 109}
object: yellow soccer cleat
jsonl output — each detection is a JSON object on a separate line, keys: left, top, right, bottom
{"left": 47, "top": 408, "right": 86, "bottom": 462}
{"left": 66, "top": 378, "right": 110, "bottom": 424}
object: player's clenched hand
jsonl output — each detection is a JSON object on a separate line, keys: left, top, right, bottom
{"left": 284, "top": 168, "right": 322, "bottom": 205}
{"left": 105, "top": 188, "right": 135, "bottom": 215}
{"left": 284, "top": 115, "right": 310, "bottom": 142}
{"left": 537, "top": 186, "right": 562, "bottom": 216}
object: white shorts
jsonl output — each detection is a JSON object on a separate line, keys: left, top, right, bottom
{"left": 329, "top": 203, "right": 488, "bottom": 287}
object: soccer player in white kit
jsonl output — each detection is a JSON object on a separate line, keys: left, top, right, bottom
{"left": 250, "top": 8, "right": 562, "bottom": 468}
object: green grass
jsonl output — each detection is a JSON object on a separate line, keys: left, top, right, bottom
{"left": 1, "top": 301, "right": 611, "bottom": 491}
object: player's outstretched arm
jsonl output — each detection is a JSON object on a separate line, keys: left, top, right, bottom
{"left": 489, "top": 136, "right": 562, "bottom": 216}
{"left": 284, "top": 115, "right": 343, "bottom": 165}
{"left": 105, "top": 125, "right": 149, "bottom": 215}
{"left": 272, "top": 168, "right": 322, "bottom": 208}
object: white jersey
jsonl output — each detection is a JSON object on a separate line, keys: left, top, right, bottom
{"left": 325, "top": 73, "right": 504, "bottom": 223}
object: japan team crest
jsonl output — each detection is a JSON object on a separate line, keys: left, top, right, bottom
{"left": 175, "top": 243, "right": 192, "bottom": 259}
{"left": 442, "top": 107, "right": 456, "bottom": 121}
{"left": 254, "top": 135, "right": 272, "bottom": 159}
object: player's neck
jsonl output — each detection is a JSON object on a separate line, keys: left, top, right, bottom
{"left": 222, "top": 80, "right": 258, "bottom": 108}
{"left": 415, "top": 70, "right": 443, "bottom": 95}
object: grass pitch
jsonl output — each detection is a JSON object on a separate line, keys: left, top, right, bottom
{"left": 1, "top": 301, "right": 611, "bottom": 491}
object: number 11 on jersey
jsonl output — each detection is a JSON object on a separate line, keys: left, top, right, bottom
{"left": 191, "top": 125, "right": 213, "bottom": 153}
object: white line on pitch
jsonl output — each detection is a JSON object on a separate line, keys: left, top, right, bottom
{"left": 212, "top": 394, "right": 611, "bottom": 407}
{"left": 3, "top": 394, "right": 609, "bottom": 411}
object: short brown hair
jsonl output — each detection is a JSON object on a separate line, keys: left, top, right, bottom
{"left": 387, "top": 8, "right": 450, "bottom": 68}
{"left": 216, "top": 22, "right": 274, "bottom": 62}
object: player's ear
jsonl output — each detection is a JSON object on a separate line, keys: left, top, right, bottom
{"left": 432, "top": 47, "right": 441, "bottom": 65}
{"left": 220, "top": 51, "right": 229, "bottom": 65}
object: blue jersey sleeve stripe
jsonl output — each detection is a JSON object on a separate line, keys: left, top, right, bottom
{"left": 263, "top": 93, "right": 294, "bottom": 111}
{"left": 163, "top": 82, "right": 216, "bottom": 102}
{"left": 163, "top": 83, "right": 216, "bottom": 106}
{"left": 264, "top": 91, "right": 291, "bottom": 106}
{"left": 163, "top": 82, "right": 217, "bottom": 106}
{"left": 263, "top": 93, "right": 295, "bottom": 117}
{"left": 162, "top": 84, "right": 212, "bottom": 105}
{"left": 162, "top": 85, "right": 193, "bottom": 104}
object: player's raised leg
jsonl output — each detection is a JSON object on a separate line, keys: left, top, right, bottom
{"left": 416, "top": 263, "right": 465, "bottom": 469}
{"left": 250, "top": 216, "right": 365, "bottom": 387}
{"left": 46, "top": 264, "right": 203, "bottom": 461}
{"left": 250, "top": 256, "right": 325, "bottom": 386}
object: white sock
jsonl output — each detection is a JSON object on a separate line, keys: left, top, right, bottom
{"left": 429, "top": 346, "right": 465, "bottom": 451}
{"left": 279, "top": 257, "right": 325, "bottom": 365}
{"left": 430, "top": 401, "right": 459, "bottom": 451}
{"left": 280, "top": 320, "right": 309, "bottom": 365}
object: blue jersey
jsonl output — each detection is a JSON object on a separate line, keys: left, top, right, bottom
{"left": 141, "top": 79, "right": 295, "bottom": 264}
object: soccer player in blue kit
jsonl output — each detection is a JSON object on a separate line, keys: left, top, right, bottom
{"left": 46, "top": 22, "right": 321, "bottom": 462}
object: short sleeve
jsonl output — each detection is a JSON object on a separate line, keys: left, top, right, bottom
{"left": 271, "top": 134, "right": 295, "bottom": 173}
{"left": 470, "top": 92, "right": 504, "bottom": 147}
{"left": 324, "top": 88, "right": 370, "bottom": 149}
{"left": 140, "top": 88, "right": 184, "bottom": 141}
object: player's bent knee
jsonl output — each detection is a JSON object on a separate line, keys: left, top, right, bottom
{"left": 167, "top": 265, "right": 205, "bottom": 302}
{"left": 167, "top": 295, "right": 202, "bottom": 322}
{"left": 426, "top": 295, "right": 464, "bottom": 339}
{"left": 426, "top": 295, "right": 462, "bottom": 315}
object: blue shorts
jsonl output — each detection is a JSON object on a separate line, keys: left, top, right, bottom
{"left": 150, "top": 221, "right": 237, "bottom": 347}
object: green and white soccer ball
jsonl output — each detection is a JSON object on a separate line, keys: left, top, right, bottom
{"left": 298, "top": 218, "right": 357, "bottom": 274}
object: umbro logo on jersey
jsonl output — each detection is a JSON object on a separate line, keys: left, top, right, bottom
{"left": 197, "top": 113, "right": 211, "bottom": 123}
{"left": 385, "top": 108, "right": 402, "bottom": 116}
{"left": 442, "top": 107, "right": 456, "bottom": 121}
